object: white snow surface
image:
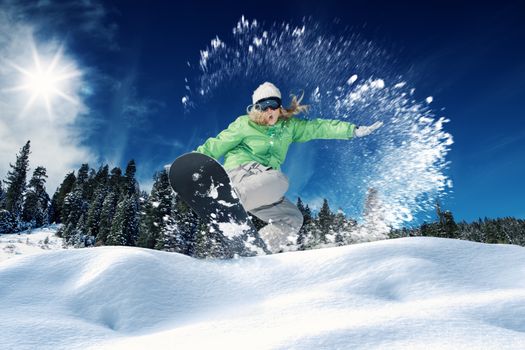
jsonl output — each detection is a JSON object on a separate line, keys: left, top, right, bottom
{"left": 0, "top": 225, "right": 64, "bottom": 262}
{"left": 1, "top": 237, "right": 525, "bottom": 349}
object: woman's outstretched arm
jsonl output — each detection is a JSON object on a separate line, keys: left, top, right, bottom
{"left": 291, "top": 118, "right": 382, "bottom": 143}
{"left": 291, "top": 118, "right": 356, "bottom": 143}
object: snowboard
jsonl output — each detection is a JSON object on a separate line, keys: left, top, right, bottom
{"left": 168, "top": 152, "right": 270, "bottom": 257}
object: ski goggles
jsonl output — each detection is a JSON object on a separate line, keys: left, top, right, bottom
{"left": 247, "top": 97, "right": 282, "bottom": 112}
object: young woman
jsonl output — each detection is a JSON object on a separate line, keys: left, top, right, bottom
{"left": 196, "top": 82, "right": 382, "bottom": 252}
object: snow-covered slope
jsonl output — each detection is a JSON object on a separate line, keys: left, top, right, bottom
{"left": 1, "top": 237, "right": 525, "bottom": 349}
{"left": 0, "top": 225, "right": 63, "bottom": 262}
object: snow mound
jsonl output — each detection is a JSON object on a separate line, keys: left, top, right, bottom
{"left": 1, "top": 238, "right": 525, "bottom": 349}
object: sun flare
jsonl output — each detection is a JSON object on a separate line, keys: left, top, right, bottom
{"left": 4, "top": 42, "right": 81, "bottom": 118}
{"left": 29, "top": 70, "right": 56, "bottom": 97}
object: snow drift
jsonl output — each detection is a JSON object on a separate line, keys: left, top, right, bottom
{"left": 1, "top": 237, "right": 525, "bottom": 349}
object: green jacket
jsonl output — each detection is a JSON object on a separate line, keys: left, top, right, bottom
{"left": 195, "top": 115, "right": 355, "bottom": 170}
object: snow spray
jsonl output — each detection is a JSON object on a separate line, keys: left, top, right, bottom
{"left": 182, "top": 16, "right": 453, "bottom": 237}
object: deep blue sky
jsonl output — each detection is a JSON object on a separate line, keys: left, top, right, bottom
{"left": 2, "top": 0, "right": 524, "bottom": 223}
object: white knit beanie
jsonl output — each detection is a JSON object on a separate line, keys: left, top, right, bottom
{"left": 252, "top": 82, "right": 281, "bottom": 104}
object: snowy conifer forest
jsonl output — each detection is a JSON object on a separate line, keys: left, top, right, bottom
{"left": 1, "top": 140, "right": 525, "bottom": 256}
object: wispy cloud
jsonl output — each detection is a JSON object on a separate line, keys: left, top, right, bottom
{"left": 484, "top": 131, "right": 525, "bottom": 155}
{"left": 136, "top": 134, "right": 185, "bottom": 149}
{"left": 96, "top": 68, "right": 166, "bottom": 168}
{"left": 123, "top": 98, "right": 165, "bottom": 129}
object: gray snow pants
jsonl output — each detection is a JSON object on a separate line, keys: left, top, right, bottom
{"left": 226, "top": 162, "right": 304, "bottom": 235}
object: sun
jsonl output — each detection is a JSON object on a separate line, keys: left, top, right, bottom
{"left": 29, "top": 70, "right": 56, "bottom": 97}
{"left": 4, "top": 42, "right": 81, "bottom": 118}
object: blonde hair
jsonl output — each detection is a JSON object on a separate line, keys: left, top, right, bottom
{"left": 248, "top": 93, "right": 309, "bottom": 125}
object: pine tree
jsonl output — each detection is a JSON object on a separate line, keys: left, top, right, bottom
{"left": 157, "top": 196, "right": 191, "bottom": 253}
{"left": 58, "top": 163, "right": 95, "bottom": 242}
{"left": 109, "top": 167, "right": 123, "bottom": 199}
{"left": 431, "top": 202, "right": 460, "bottom": 239}
{"left": 83, "top": 168, "right": 98, "bottom": 203}
{"left": 420, "top": 221, "right": 439, "bottom": 237}
{"left": 181, "top": 205, "right": 201, "bottom": 256}
{"left": 296, "top": 197, "right": 306, "bottom": 247}
{"left": 155, "top": 212, "right": 183, "bottom": 252}
{"left": 155, "top": 195, "right": 207, "bottom": 256}
{"left": 138, "top": 170, "right": 173, "bottom": 249}
{"left": 317, "top": 198, "right": 334, "bottom": 244}
{"left": 501, "top": 217, "right": 525, "bottom": 246}
{"left": 76, "top": 164, "right": 90, "bottom": 189}
{"left": 0, "top": 210, "right": 15, "bottom": 234}
{"left": 3, "top": 141, "right": 31, "bottom": 230}
{"left": 193, "top": 226, "right": 207, "bottom": 258}
{"left": 199, "top": 222, "right": 228, "bottom": 258}
{"left": 107, "top": 195, "right": 139, "bottom": 246}
{"left": 123, "top": 160, "right": 140, "bottom": 245}
{"left": 85, "top": 165, "right": 110, "bottom": 240}
{"left": 72, "top": 164, "right": 93, "bottom": 207}
{"left": 333, "top": 209, "right": 348, "bottom": 245}
{"left": 49, "top": 172, "right": 76, "bottom": 224}
{"left": 137, "top": 193, "right": 154, "bottom": 248}
{"left": 303, "top": 204, "right": 316, "bottom": 243}
{"left": 67, "top": 213, "right": 92, "bottom": 247}
{"left": 0, "top": 182, "right": 6, "bottom": 209}
{"left": 57, "top": 187, "right": 86, "bottom": 241}
{"left": 441, "top": 210, "right": 459, "bottom": 239}
{"left": 297, "top": 203, "right": 317, "bottom": 250}
{"left": 96, "top": 191, "right": 118, "bottom": 245}
{"left": 94, "top": 165, "right": 110, "bottom": 186}
{"left": 85, "top": 186, "right": 109, "bottom": 239}
{"left": 296, "top": 197, "right": 314, "bottom": 250}
{"left": 22, "top": 166, "right": 50, "bottom": 228}
{"left": 124, "top": 160, "right": 138, "bottom": 197}
{"left": 484, "top": 217, "right": 505, "bottom": 244}
{"left": 107, "top": 197, "right": 129, "bottom": 246}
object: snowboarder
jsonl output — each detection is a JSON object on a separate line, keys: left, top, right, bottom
{"left": 195, "top": 82, "right": 383, "bottom": 252}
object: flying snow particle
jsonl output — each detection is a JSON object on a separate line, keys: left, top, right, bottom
{"left": 218, "top": 200, "right": 235, "bottom": 207}
{"left": 218, "top": 220, "right": 250, "bottom": 238}
{"left": 370, "top": 79, "right": 385, "bottom": 89}
{"left": 211, "top": 36, "right": 224, "bottom": 49}
{"left": 292, "top": 26, "right": 305, "bottom": 37}
{"left": 347, "top": 75, "right": 358, "bottom": 85}
{"left": 312, "top": 86, "right": 321, "bottom": 102}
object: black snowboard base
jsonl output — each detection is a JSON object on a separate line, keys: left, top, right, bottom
{"left": 169, "top": 152, "right": 269, "bottom": 258}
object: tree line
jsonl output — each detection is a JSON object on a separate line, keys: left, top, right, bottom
{"left": 2, "top": 141, "right": 525, "bottom": 258}
{"left": 390, "top": 203, "right": 525, "bottom": 246}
